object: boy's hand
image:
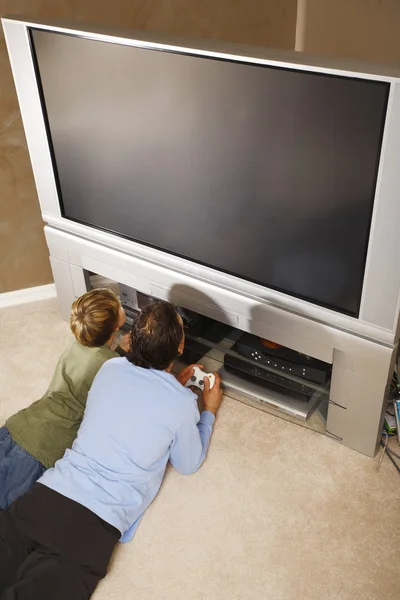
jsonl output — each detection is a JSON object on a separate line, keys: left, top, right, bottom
{"left": 177, "top": 364, "right": 204, "bottom": 386}
{"left": 203, "top": 372, "right": 223, "bottom": 415}
{"left": 118, "top": 333, "right": 131, "bottom": 352}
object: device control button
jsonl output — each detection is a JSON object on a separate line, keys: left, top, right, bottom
{"left": 199, "top": 379, "right": 204, "bottom": 386}
{"left": 191, "top": 375, "right": 196, "bottom": 382}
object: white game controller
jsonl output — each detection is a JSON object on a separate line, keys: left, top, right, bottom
{"left": 185, "top": 367, "right": 215, "bottom": 391}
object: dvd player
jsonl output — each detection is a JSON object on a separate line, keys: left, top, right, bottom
{"left": 230, "top": 333, "right": 331, "bottom": 385}
{"left": 224, "top": 354, "right": 314, "bottom": 403}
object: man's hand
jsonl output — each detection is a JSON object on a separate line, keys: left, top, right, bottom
{"left": 177, "top": 364, "right": 204, "bottom": 387}
{"left": 203, "top": 372, "right": 223, "bottom": 415}
{"left": 118, "top": 333, "right": 131, "bottom": 352}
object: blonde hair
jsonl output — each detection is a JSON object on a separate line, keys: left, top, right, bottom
{"left": 70, "top": 288, "right": 121, "bottom": 347}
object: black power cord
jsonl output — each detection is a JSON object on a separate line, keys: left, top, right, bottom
{"left": 378, "top": 433, "right": 400, "bottom": 474}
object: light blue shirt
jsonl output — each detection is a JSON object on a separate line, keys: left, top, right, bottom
{"left": 39, "top": 357, "right": 215, "bottom": 542}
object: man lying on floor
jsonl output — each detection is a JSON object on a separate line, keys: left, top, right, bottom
{"left": 0, "top": 300, "right": 222, "bottom": 600}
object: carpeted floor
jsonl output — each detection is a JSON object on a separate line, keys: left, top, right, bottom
{"left": 0, "top": 299, "right": 399, "bottom": 600}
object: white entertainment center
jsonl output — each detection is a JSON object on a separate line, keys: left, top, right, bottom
{"left": 3, "top": 16, "right": 400, "bottom": 457}
{"left": 44, "top": 223, "right": 397, "bottom": 457}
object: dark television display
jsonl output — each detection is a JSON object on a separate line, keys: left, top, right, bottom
{"left": 30, "top": 29, "right": 389, "bottom": 316}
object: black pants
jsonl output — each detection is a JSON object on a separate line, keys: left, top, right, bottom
{"left": 0, "top": 483, "right": 120, "bottom": 599}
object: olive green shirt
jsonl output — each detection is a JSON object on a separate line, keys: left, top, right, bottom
{"left": 6, "top": 340, "right": 118, "bottom": 469}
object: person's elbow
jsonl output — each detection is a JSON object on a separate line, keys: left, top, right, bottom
{"left": 172, "top": 456, "right": 204, "bottom": 476}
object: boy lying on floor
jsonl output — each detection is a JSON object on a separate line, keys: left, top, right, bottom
{"left": 0, "top": 288, "right": 128, "bottom": 509}
{"left": 0, "top": 299, "right": 222, "bottom": 600}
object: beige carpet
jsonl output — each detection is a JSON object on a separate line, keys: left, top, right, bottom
{"left": 0, "top": 299, "right": 399, "bottom": 600}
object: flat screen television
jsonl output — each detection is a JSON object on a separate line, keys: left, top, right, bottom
{"left": 3, "top": 17, "right": 400, "bottom": 343}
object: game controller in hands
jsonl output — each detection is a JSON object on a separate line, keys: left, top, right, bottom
{"left": 184, "top": 366, "right": 216, "bottom": 390}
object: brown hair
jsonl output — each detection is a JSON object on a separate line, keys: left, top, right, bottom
{"left": 70, "top": 288, "right": 121, "bottom": 347}
{"left": 127, "top": 300, "right": 182, "bottom": 371}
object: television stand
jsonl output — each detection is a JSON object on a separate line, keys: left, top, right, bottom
{"left": 45, "top": 225, "right": 398, "bottom": 458}
{"left": 174, "top": 319, "right": 328, "bottom": 422}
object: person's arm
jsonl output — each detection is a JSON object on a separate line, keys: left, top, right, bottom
{"left": 115, "top": 345, "right": 127, "bottom": 357}
{"left": 169, "top": 373, "right": 222, "bottom": 475}
{"left": 114, "top": 333, "right": 131, "bottom": 357}
{"left": 169, "top": 409, "right": 215, "bottom": 475}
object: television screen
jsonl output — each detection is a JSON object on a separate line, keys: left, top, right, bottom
{"left": 30, "top": 29, "right": 389, "bottom": 316}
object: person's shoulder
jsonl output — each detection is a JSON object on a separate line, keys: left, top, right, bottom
{"left": 85, "top": 357, "right": 129, "bottom": 397}
{"left": 152, "top": 370, "right": 197, "bottom": 403}
{"left": 98, "top": 355, "right": 126, "bottom": 370}
{"left": 93, "top": 355, "right": 129, "bottom": 378}
{"left": 62, "top": 341, "right": 120, "bottom": 372}
{"left": 69, "top": 340, "right": 118, "bottom": 359}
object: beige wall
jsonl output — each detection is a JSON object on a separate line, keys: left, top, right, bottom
{"left": 297, "top": 0, "right": 400, "bottom": 64}
{"left": 0, "top": 0, "right": 297, "bottom": 293}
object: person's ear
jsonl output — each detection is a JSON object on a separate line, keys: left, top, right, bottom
{"left": 177, "top": 336, "right": 184, "bottom": 356}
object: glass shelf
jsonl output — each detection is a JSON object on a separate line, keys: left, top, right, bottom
{"left": 175, "top": 316, "right": 330, "bottom": 426}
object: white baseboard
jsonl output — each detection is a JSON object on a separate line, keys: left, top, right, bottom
{"left": 0, "top": 284, "right": 57, "bottom": 309}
